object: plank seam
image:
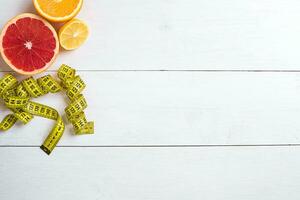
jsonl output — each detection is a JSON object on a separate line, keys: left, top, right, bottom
{"left": 2, "top": 69, "right": 300, "bottom": 73}
{"left": 1, "top": 144, "right": 300, "bottom": 148}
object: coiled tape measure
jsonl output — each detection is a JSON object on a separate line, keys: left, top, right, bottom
{"left": 0, "top": 64, "right": 94, "bottom": 155}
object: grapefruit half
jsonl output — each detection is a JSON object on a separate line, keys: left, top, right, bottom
{"left": 0, "top": 13, "right": 59, "bottom": 75}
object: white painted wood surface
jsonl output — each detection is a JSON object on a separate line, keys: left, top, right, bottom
{"left": 1, "top": 147, "right": 300, "bottom": 200}
{"left": 1, "top": 71, "right": 300, "bottom": 145}
{"left": 2, "top": 0, "right": 300, "bottom": 70}
{"left": 0, "top": 0, "right": 300, "bottom": 199}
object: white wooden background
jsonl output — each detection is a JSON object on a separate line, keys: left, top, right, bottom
{"left": 1, "top": 0, "right": 300, "bottom": 199}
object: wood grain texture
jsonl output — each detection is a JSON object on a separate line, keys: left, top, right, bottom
{"left": 0, "top": 1, "right": 300, "bottom": 199}
{"left": 1, "top": 0, "right": 300, "bottom": 70}
{"left": 0, "top": 71, "right": 300, "bottom": 146}
{"left": 1, "top": 147, "right": 300, "bottom": 200}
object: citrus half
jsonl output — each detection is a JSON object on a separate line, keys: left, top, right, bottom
{"left": 33, "top": 0, "right": 83, "bottom": 22}
{"left": 59, "top": 19, "right": 89, "bottom": 50}
{"left": 0, "top": 13, "right": 59, "bottom": 75}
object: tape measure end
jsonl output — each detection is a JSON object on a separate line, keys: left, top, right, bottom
{"left": 40, "top": 145, "right": 51, "bottom": 155}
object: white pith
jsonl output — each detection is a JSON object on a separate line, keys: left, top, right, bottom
{"left": 24, "top": 41, "right": 32, "bottom": 50}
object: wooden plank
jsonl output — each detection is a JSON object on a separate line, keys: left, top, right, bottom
{"left": 0, "top": 71, "right": 300, "bottom": 145}
{"left": 1, "top": 0, "right": 300, "bottom": 70}
{"left": 0, "top": 147, "right": 299, "bottom": 199}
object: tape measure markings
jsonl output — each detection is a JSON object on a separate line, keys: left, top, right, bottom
{"left": 0, "top": 64, "right": 94, "bottom": 155}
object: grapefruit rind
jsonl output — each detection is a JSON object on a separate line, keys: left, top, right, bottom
{"left": 0, "top": 13, "right": 59, "bottom": 75}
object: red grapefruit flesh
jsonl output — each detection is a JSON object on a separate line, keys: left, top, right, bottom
{"left": 0, "top": 13, "right": 59, "bottom": 75}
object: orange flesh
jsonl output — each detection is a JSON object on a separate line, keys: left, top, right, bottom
{"left": 36, "top": 0, "right": 81, "bottom": 17}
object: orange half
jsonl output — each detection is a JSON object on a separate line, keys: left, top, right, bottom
{"left": 33, "top": 0, "right": 83, "bottom": 22}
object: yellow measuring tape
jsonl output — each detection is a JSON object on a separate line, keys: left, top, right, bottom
{"left": 0, "top": 64, "right": 94, "bottom": 155}
{"left": 58, "top": 64, "right": 94, "bottom": 135}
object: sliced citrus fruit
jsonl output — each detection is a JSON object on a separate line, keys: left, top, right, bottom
{"left": 59, "top": 19, "right": 89, "bottom": 50}
{"left": 33, "top": 0, "right": 83, "bottom": 22}
{"left": 0, "top": 13, "right": 59, "bottom": 75}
